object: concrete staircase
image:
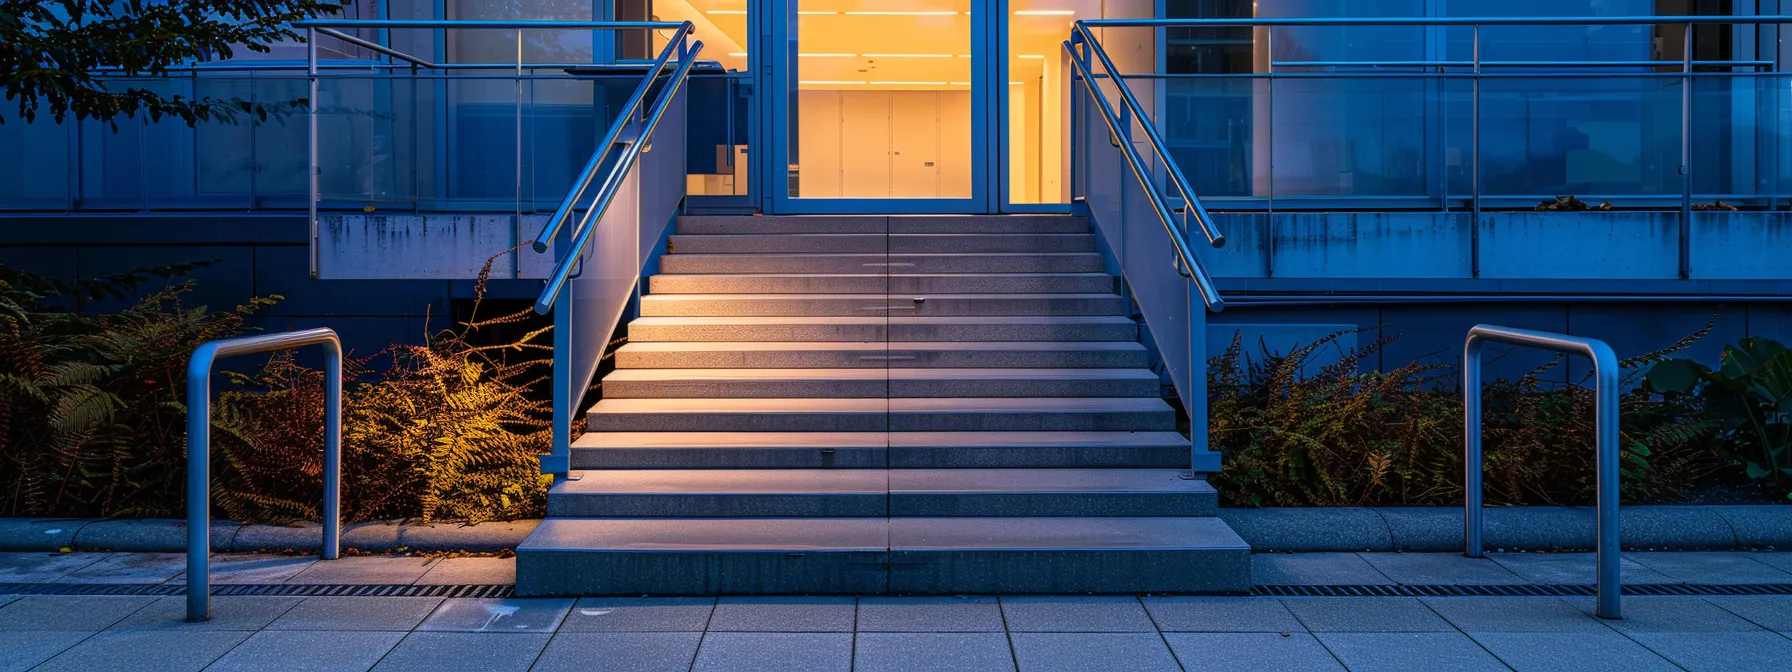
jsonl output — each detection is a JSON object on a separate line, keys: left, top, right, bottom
{"left": 516, "top": 215, "right": 1249, "bottom": 595}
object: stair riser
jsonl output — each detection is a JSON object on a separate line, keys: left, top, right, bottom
{"left": 614, "top": 349, "right": 1151, "bottom": 369}
{"left": 659, "top": 254, "right": 1104, "bottom": 274}
{"left": 516, "top": 551, "right": 888, "bottom": 596}
{"left": 639, "top": 296, "right": 1126, "bottom": 317}
{"left": 648, "top": 275, "right": 1116, "bottom": 295}
{"left": 570, "top": 445, "right": 1188, "bottom": 469}
{"left": 547, "top": 492, "right": 1215, "bottom": 518}
{"left": 675, "top": 216, "right": 1089, "bottom": 235}
{"left": 628, "top": 322, "right": 1139, "bottom": 343}
{"left": 669, "top": 234, "right": 1094, "bottom": 254}
{"left": 601, "top": 378, "right": 1161, "bottom": 399}
{"left": 586, "top": 410, "right": 1176, "bottom": 432}
{"left": 515, "top": 548, "right": 1249, "bottom": 595}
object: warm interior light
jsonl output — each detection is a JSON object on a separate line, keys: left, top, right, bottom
{"left": 800, "top": 53, "right": 858, "bottom": 57}
{"left": 845, "top": 10, "right": 959, "bottom": 15}
{"left": 797, "top": 10, "right": 837, "bottom": 14}
{"left": 801, "top": 80, "right": 867, "bottom": 85}
{"left": 862, "top": 53, "right": 953, "bottom": 58}
{"left": 1018, "top": 55, "right": 1046, "bottom": 59}
{"left": 1014, "top": 10, "right": 1077, "bottom": 15}
{"left": 728, "top": 52, "right": 748, "bottom": 57}
{"left": 869, "top": 81, "right": 948, "bottom": 85}
{"left": 705, "top": 9, "right": 746, "bottom": 14}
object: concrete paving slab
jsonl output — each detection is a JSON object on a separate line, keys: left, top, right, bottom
{"left": 1142, "top": 596, "right": 1305, "bottom": 633}
{"left": 205, "top": 630, "right": 405, "bottom": 672}
{"left": 1487, "top": 552, "right": 1675, "bottom": 585}
{"left": 690, "top": 632, "right": 852, "bottom": 672}
{"left": 1625, "top": 552, "right": 1792, "bottom": 584}
{"left": 1314, "top": 632, "right": 1507, "bottom": 672}
{"left": 1000, "top": 595, "right": 1155, "bottom": 632}
{"left": 1220, "top": 508, "right": 1391, "bottom": 552}
{"left": 1470, "top": 630, "right": 1679, "bottom": 672}
{"left": 1744, "top": 552, "right": 1792, "bottom": 573}
{"left": 0, "top": 596, "right": 156, "bottom": 631}
{"left": 416, "top": 598, "right": 571, "bottom": 633}
{"left": 558, "top": 597, "right": 715, "bottom": 632}
{"left": 171, "top": 553, "right": 316, "bottom": 584}
{"left": 415, "top": 557, "right": 514, "bottom": 585}
{"left": 28, "top": 629, "right": 248, "bottom": 672}
{"left": 265, "top": 597, "right": 443, "bottom": 631}
{"left": 1009, "top": 633, "right": 1180, "bottom": 672}
{"left": 1627, "top": 631, "right": 1792, "bottom": 672}
{"left": 1704, "top": 595, "right": 1792, "bottom": 631}
{"left": 59, "top": 552, "right": 184, "bottom": 584}
{"left": 1252, "top": 552, "right": 1396, "bottom": 585}
{"left": 397, "top": 521, "right": 535, "bottom": 553}
{"left": 1568, "top": 596, "right": 1764, "bottom": 633}
{"left": 854, "top": 633, "right": 1015, "bottom": 672}
{"left": 369, "top": 632, "right": 550, "bottom": 672}
{"left": 109, "top": 596, "right": 302, "bottom": 631}
{"left": 855, "top": 596, "right": 1004, "bottom": 632}
{"left": 0, "top": 631, "right": 92, "bottom": 672}
{"left": 533, "top": 632, "right": 701, "bottom": 672}
{"left": 0, "top": 552, "right": 107, "bottom": 583}
{"left": 284, "top": 556, "right": 434, "bottom": 584}
{"left": 708, "top": 596, "right": 856, "bottom": 632}
{"left": 1419, "top": 597, "right": 1606, "bottom": 633}
{"left": 1279, "top": 597, "right": 1454, "bottom": 633}
{"left": 1710, "top": 507, "right": 1792, "bottom": 549}
{"left": 1162, "top": 632, "right": 1344, "bottom": 672}
{"left": 1356, "top": 553, "right": 1528, "bottom": 585}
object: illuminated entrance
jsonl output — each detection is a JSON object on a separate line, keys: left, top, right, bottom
{"left": 631, "top": 0, "right": 1150, "bottom": 214}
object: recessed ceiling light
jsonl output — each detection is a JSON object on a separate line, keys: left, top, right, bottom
{"left": 845, "top": 10, "right": 959, "bottom": 15}
{"left": 862, "top": 53, "right": 953, "bottom": 58}
{"left": 1018, "top": 54, "right": 1046, "bottom": 59}
{"left": 869, "top": 81, "right": 948, "bottom": 85}
{"left": 800, "top": 80, "right": 867, "bottom": 85}
{"left": 728, "top": 52, "right": 748, "bottom": 57}
{"left": 948, "top": 81, "right": 970, "bottom": 85}
{"left": 797, "top": 10, "right": 837, "bottom": 14}
{"left": 799, "top": 53, "right": 858, "bottom": 57}
{"left": 1014, "top": 10, "right": 1076, "bottom": 15}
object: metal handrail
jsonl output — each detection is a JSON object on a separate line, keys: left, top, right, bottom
{"left": 534, "top": 39, "right": 706, "bottom": 315}
{"left": 186, "top": 328, "right": 343, "bottom": 622}
{"left": 1071, "top": 23, "right": 1224, "bottom": 250}
{"left": 1463, "top": 325, "right": 1620, "bottom": 620}
{"left": 534, "top": 22, "right": 695, "bottom": 253}
{"left": 1065, "top": 40, "right": 1223, "bottom": 312}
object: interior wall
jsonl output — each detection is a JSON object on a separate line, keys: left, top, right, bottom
{"left": 796, "top": 90, "right": 973, "bottom": 198}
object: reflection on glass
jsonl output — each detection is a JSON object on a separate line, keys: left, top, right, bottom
{"left": 789, "top": 0, "right": 972, "bottom": 199}
{"left": 629, "top": 0, "right": 752, "bottom": 196}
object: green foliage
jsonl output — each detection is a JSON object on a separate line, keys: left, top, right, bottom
{"left": 1209, "top": 321, "right": 1735, "bottom": 508}
{"left": 1, "top": 0, "right": 343, "bottom": 126}
{"left": 0, "top": 263, "right": 550, "bottom": 523}
{"left": 1648, "top": 336, "right": 1792, "bottom": 499}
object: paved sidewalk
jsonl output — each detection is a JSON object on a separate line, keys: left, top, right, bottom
{"left": 5, "top": 551, "right": 1792, "bottom": 671}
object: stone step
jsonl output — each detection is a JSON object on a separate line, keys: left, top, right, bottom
{"left": 514, "top": 516, "right": 1250, "bottom": 595}
{"left": 600, "top": 368, "right": 1161, "bottom": 399}
{"left": 659, "top": 252, "right": 1105, "bottom": 275}
{"left": 668, "top": 233, "right": 1094, "bottom": 255}
{"left": 627, "top": 316, "right": 1139, "bottom": 343}
{"left": 585, "top": 397, "right": 1178, "bottom": 432}
{"left": 569, "top": 431, "right": 1192, "bottom": 469}
{"left": 676, "top": 215, "right": 1089, "bottom": 235}
{"left": 546, "top": 469, "right": 1216, "bottom": 518}
{"left": 638, "top": 294, "right": 1126, "bottom": 317}
{"left": 648, "top": 273, "right": 1117, "bottom": 295}
{"left": 613, "top": 341, "right": 1151, "bottom": 369}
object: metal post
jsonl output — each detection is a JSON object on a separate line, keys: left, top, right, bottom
{"left": 187, "top": 328, "right": 342, "bottom": 622}
{"left": 1680, "top": 22, "right": 1693, "bottom": 279}
{"left": 548, "top": 273, "right": 572, "bottom": 481}
{"left": 515, "top": 29, "right": 525, "bottom": 278}
{"left": 1463, "top": 325, "right": 1621, "bottom": 620}
{"left": 307, "top": 28, "right": 320, "bottom": 279}
{"left": 1264, "top": 27, "right": 1276, "bottom": 277}
{"left": 1471, "top": 24, "right": 1482, "bottom": 278}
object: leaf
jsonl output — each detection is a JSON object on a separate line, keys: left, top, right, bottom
{"left": 1645, "top": 359, "right": 1709, "bottom": 394}
{"left": 1746, "top": 462, "right": 1771, "bottom": 480}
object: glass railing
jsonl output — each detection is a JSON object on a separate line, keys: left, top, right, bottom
{"left": 1106, "top": 15, "right": 1792, "bottom": 211}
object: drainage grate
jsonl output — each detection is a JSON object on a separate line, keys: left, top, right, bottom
{"left": 1254, "top": 583, "right": 1792, "bottom": 597}
{"left": 0, "top": 583, "right": 514, "bottom": 598}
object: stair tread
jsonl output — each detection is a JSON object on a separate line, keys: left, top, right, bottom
{"left": 617, "top": 341, "right": 1148, "bottom": 352}
{"left": 520, "top": 516, "right": 1245, "bottom": 553}
{"left": 641, "top": 293, "right": 1123, "bottom": 300}
{"left": 628, "top": 315, "right": 1136, "bottom": 325}
{"left": 587, "top": 397, "right": 1175, "bottom": 414}
{"left": 553, "top": 469, "right": 1212, "bottom": 496}
{"left": 653, "top": 273, "right": 1114, "bottom": 278}
{"left": 602, "top": 368, "right": 1161, "bottom": 382}
{"left": 572, "top": 431, "right": 1190, "bottom": 449}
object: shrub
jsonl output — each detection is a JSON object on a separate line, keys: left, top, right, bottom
{"left": 1647, "top": 336, "right": 1792, "bottom": 499}
{"left": 1207, "top": 323, "right": 1736, "bottom": 508}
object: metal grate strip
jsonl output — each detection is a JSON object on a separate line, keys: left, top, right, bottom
{"left": 0, "top": 583, "right": 515, "bottom": 598}
{"left": 1252, "top": 583, "right": 1792, "bottom": 597}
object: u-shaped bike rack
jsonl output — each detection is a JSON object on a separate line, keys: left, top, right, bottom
{"left": 1464, "top": 325, "right": 1622, "bottom": 619}
{"left": 187, "top": 328, "right": 343, "bottom": 622}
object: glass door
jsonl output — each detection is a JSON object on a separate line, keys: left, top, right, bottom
{"left": 767, "top": 0, "right": 993, "bottom": 213}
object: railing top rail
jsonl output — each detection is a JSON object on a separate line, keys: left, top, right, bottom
{"left": 296, "top": 19, "right": 685, "bottom": 29}
{"left": 1464, "top": 324, "right": 1617, "bottom": 363}
{"left": 1064, "top": 40, "right": 1222, "bottom": 313}
{"left": 1080, "top": 15, "right": 1792, "bottom": 28}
